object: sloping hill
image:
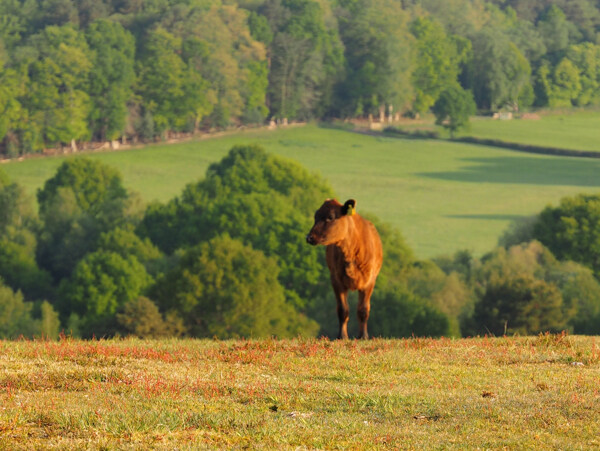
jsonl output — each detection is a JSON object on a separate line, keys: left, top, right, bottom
{"left": 3, "top": 124, "right": 600, "bottom": 258}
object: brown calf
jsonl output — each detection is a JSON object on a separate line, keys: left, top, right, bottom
{"left": 306, "top": 199, "right": 383, "bottom": 339}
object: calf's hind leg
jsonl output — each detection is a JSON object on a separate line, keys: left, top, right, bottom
{"left": 357, "top": 285, "right": 374, "bottom": 339}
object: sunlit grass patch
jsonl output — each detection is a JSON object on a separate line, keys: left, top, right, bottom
{"left": 1, "top": 336, "right": 599, "bottom": 448}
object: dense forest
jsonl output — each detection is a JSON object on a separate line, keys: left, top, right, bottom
{"left": 1, "top": 0, "right": 600, "bottom": 156}
{"left": 1, "top": 147, "right": 600, "bottom": 339}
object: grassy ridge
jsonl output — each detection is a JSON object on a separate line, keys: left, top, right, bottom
{"left": 3, "top": 122, "right": 600, "bottom": 258}
{"left": 0, "top": 336, "right": 599, "bottom": 449}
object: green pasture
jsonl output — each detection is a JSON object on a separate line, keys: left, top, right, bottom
{"left": 465, "top": 109, "right": 600, "bottom": 152}
{"left": 3, "top": 123, "right": 600, "bottom": 258}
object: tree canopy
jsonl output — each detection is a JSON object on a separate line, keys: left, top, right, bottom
{"left": 2, "top": 0, "right": 600, "bottom": 156}
{"left": 2, "top": 150, "right": 600, "bottom": 338}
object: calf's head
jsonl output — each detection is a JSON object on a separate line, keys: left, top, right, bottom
{"left": 306, "top": 199, "right": 356, "bottom": 246}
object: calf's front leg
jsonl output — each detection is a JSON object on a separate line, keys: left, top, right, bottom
{"left": 334, "top": 288, "right": 350, "bottom": 339}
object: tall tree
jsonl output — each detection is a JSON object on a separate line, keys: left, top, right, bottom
{"left": 20, "top": 25, "right": 92, "bottom": 149}
{"left": 536, "top": 5, "right": 571, "bottom": 58}
{"left": 0, "top": 169, "right": 53, "bottom": 300}
{"left": 566, "top": 43, "right": 600, "bottom": 106}
{"left": 0, "top": 56, "right": 24, "bottom": 155}
{"left": 334, "top": 0, "right": 414, "bottom": 118}
{"left": 85, "top": 19, "right": 135, "bottom": 141}
{"left": 166, "top": 1, "right": 268, "bottom": 127}
{"left": 467, "top": 29, "right": 532, "bottom": 111}
{"left": 432, "top": 84, "right": 476, "bottom": 137}
{"left": 136, "top": 27, "right": 197, "bottom": 134}
{"left": 262, "top": 0, "right": 343, "bottom": 119}
{"left": 152, "top": 235, "right": 319, "bottom": 338}
{"left": 36, "top": 158, "right": 139, "bottom": 280}
{"left": 58, "top": 250, "right": 152, "bottom": 336}
{"left": 138, "top": 144, "right": 333, "bottom": 315}
{"left": 409, "top": 17, "right": 466, "bottom": 114}
{"left": 533, "top": 194, "right": 600, "bottom": 278}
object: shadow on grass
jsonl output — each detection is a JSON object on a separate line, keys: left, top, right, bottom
{"left": 418, "top": 156, "right": 600, "bottom": 187}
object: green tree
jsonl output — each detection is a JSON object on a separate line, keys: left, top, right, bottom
{"left": 21, "top": 25, "right": 92, "bottom": 149}
{"left": 139, "top": 144, "right": 333, "bottom": 316}
{"left": 468, "top": 29, "right": 532, "bottom": 111}
{"left": 549, "top": 57, "right": 582, "bottom": 107}
{"left": 36, "top": 158, "right": 138, "bottom": 280}
{"left": 85, "top": 19, "right": 135, "bottom": 141}
{"left": 0, "top": 281, "right": 36, "bottom": 338}
{"left": 462, "top": 241, "right": 580, "bottom": 336}
{"left": 471, "top": 273, "right": 565, "bottom": 336}
{"left": 545, "top": 260, "right": 600, "bottom": 335}
{"left": 566, "top": 43, "right": 600, "bottom": 106}
{"left": 533, "top": 194, "right": 600, "bottom": 278}
{"left": 0, "top": 53, "right": 24, "bottom": 156}
{"left": 263, "top": 0, "right": 344, "bottom": 119}
{"left": 0, "top": 228, "right": 54, "bottom": 301}
{"left": 0, "top": 170, "right": 52, "bottom": 300}
{"left": 369, "top": 282, "right": 451, "bottom": 338}
{"left": 58, "top": 251, "right": 152, "bottom": 336}
{"left": 37, "top": 300, "right": 61, "bottom": 339}
{"left": 409, "top": 17, "right": 465, "bottom": 113}
{"left": 537, "top": 5, "right": 571, "bottom": 57}
{"left": 168, "top": 1, "right": 267, "bottom": 128}
{"left": 432, "top": 84, "right": 476, "bottom": 137}
{"left": 334, "top": 0, "right": 414, "bottom": 117}
{"left": 0, "top": 0, "right": 28, "bottom": 50}
{"left": 152, "top": 235, "right": 319, "bottom": 338}
{"left": 96, "top": 226, "right": 164, "bottom": 275}
{"left": 404, "top": 261, "right": 470, "bottom": 337}
{"left": 117, "top": 296, "right": 185, "bottom": 338}
{"left": 136, "top": 27, "right": 194, "bottom": 134}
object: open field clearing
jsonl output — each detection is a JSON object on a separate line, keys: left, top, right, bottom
{"left": 0, "top": 336, "right": 599, "bottom": 449}
{"left": 3, "top": 124, "right": 600, "bottom": 258}
{"left": 465, "top": 110, "right": 600, "bottom": 152}
{"left": 395, "top": 110, "right": 600, "bottom": 152}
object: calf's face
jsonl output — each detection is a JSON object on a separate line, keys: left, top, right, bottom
{"left": 306, "top": 199, "right": 356, "bottom": 246}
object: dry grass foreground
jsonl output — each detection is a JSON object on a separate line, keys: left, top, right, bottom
{"left": 0, "top": 334, "right": 599, "bottom": 449}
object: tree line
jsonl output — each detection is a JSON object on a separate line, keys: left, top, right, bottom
{"left": 1, "top": 0, "right": 599, "bottom": 156}
{"left": 1, "top": 146, "right": 600, "bottom": 339}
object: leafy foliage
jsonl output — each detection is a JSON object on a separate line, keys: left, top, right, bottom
{"left": 0, "top": 169, "right": 52, "bottom": 300}
{"left": 0, "top": 280, "right": 60, "bottom": 339}
{"left": 0, "top": 282, "right": 37, "bottom": 338}
{"left": 36, "top": 158, "right": 140, "bottom": 280}
{"left": 139, "top": 144, "right": 333, "bottom": 314}
{"left": 58, "top": 251, "right": 152, "bottom": 337}
{"left": 152, "top": 235, "right": 319, "bottom": 338}
{"left": 1, "top": 0, "right": 600, "bottom": 155}
{"left": 432, "top": 84, "right": 476, "bottom": 136}
{"left": 533, "top": 194, "right": 600, "bottom": 278}
{"left": 117, "top": 296, "right": 185, "bottom": 338}
{"left": 461, "top": 241, "right": 599, "bottom": 335}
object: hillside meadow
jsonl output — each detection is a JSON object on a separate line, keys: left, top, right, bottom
{"left": 3, "top": 119, "right": 600, "bottom": 258}
{"left": 0, "top": 335, "right": 599, "bottom": 449}
{"left": 465, "top": 110, "right": 600, "bottom": 152}
{"left": 402, "top": 109, "right": 600, "bottom": 152}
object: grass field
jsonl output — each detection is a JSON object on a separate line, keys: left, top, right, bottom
{"left": 465, "top": 110, "right": 600, "bottom": 152}
{"left": 0, "top": 335, "right": 599, "bottom": 449}
{"left": 399, "top": 109, "right": 600, "bottom": 152}
{"left": 3, "top": 121, "right": 600, "bottom": 258}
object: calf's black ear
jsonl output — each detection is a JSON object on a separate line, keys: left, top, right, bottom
{"left": 342, "top": 199, "right": 356, "bottom": 216}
